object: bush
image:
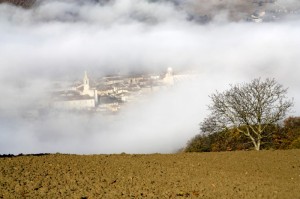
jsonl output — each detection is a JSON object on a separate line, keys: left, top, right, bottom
{"left": 290, "top": 137, "right": 300, "bottom": 149}
{"left": 185, "top": 134, "right": 211, "bottom": 152}
{"left": 185, "top": 117, "right": 300, "bottom": 152}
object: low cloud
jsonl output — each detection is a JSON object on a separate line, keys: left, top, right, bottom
{"left": 0, "top": 0, "right": 299, "bottom": 154}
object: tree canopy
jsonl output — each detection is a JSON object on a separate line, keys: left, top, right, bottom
{"left": 200, "top": 78, "right": 293, "bottom": 151}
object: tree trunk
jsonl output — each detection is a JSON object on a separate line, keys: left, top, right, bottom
{"left": 245, "top": 131, "right": 261, "bottom": 151}
{"left": 256, "top": 139, "right": 261, "bottom": 151}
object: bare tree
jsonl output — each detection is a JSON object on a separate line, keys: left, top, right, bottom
{"left": 201, "top": 78, "right": 293, "bottom": 151}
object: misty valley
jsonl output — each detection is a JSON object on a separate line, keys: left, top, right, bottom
{"left": 1, "top": 0, "right": 300, "bottom": 154}
{"left": 1, "top": 0, "right": 300, "bottom": 198}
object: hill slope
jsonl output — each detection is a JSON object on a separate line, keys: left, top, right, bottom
{"left": 0, "top": 0, "right": 35, "bottom": 8}
{"left": 1, "top": 150, "right": 300, "bottom": 198}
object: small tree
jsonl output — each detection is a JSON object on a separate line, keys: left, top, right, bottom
{"left": 201, "top": 78, "right": 293, "bottom": 151}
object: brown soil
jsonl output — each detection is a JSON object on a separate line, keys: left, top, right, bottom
{"left": 1, "top": 150, "right": 300, "bottom": 198}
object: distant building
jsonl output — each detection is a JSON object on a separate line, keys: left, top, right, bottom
{"left": 249, "top": 10, "right": 266, "bottom": 23}
{"left": 252, "top": 0, "right": 276, "bottom": 4}
{"left": 50, "top": 68, "right": 181, "bottom": 112}
{"left": 97, "top": 95, "right": 122, "bottom": 113}
{"left": 78, "top": 71, "right": 98, "bottom": 104}
{"left": 51, "top": 72, "right": 98, "bottom": 110}
{"left": 163, "top": 67, "right": 174, "bottom": 86}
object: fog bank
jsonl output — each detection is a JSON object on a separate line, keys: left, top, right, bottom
{"left": 0, "top": 0, "right": 299, "bottom": 154}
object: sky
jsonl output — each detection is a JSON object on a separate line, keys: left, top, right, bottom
{"left": 0, "top": 0, "right": 300, "bottom": 154}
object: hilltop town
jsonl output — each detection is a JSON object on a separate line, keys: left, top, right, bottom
{"left": 50, "top": 68, "right": 194, "bottom": 114}
{"left": 186, "top": 0, "right": 300, "bottom": 23}
{"left": 247, "top": 1, "right": 300, "bottom": 23}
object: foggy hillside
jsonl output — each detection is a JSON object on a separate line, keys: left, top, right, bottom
{"left": 1, "top": 0, "right": 299, "bottom": 22}
{"left": 0, "top": 0, "right": 300, "bottom": 154}
{"left": 0, "top": 0, "right": 35, "bottom": 8}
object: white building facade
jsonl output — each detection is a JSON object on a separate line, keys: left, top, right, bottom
{"left": 52, "top": 72, "right": 98, "bottom": 110}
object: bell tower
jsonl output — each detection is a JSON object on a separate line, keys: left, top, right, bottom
{"left": 163, "top": 67, "right": 174, "bottom": 86}
{"left": 83, "top": 71, "right": 90, "bottom": 94}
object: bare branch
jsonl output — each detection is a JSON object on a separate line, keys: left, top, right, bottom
{"left": 200, "top": 78, "right": 293, "bottom": 150}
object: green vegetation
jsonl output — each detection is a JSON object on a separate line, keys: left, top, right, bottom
{"left": 185, "top": 117, "right": 300, "bottom": 152}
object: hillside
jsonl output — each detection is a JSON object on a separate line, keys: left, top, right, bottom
{"left": 1, "top": 150, "right": 300, "bottom": 198}
{"left": 1, "top": 0, "right": 298, "bottom": 23}
{"left": 0, "top": 0, "right": 35, "bottom": 8}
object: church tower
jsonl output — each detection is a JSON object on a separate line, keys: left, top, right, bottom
{"left": 83, "top": 71, "right": 90, "bottom": 94}
{"left": 163, "top": 67, "right": 174, "bottom": 86}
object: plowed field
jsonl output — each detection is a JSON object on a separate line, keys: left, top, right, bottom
{"left": 1, "top": 150, "right": 300, "bottom": 198}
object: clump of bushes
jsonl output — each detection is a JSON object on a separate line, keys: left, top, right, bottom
{"left": 185, "top": 117, "right": 300, "bottom": 152}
